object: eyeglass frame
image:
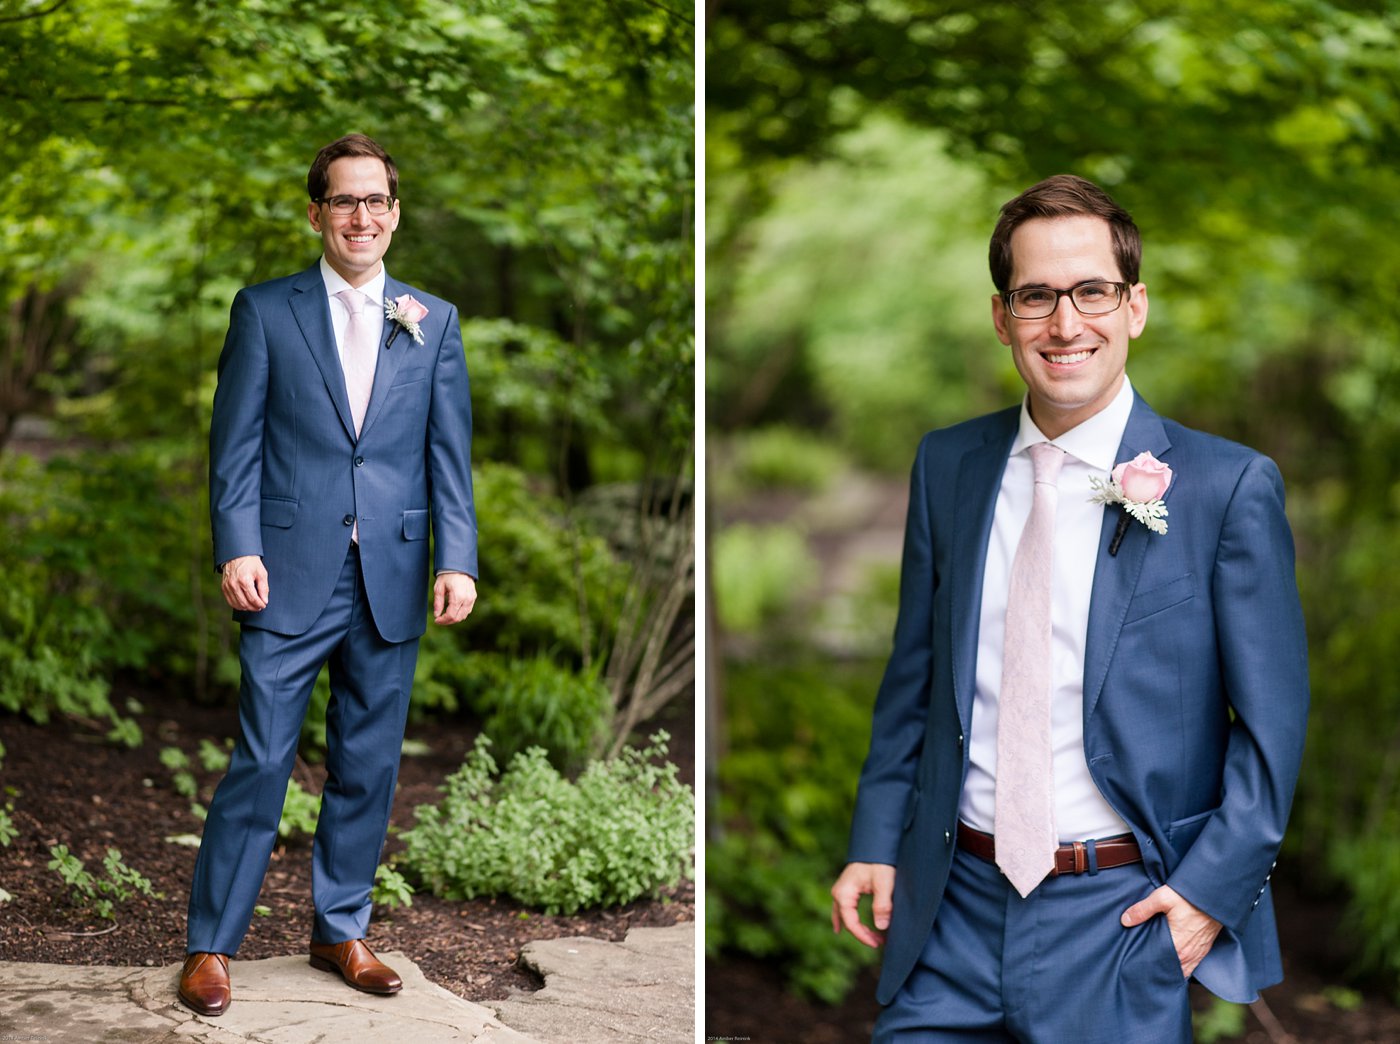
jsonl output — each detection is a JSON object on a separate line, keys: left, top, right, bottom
{"left": 312, "top": 194, "right": 398, "bottom": 216}
{"left": 1000, "top": 280, "right": 1131, "bottom": 320}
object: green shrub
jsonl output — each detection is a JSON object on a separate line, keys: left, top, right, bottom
{"left": 712, "top": 523, "right": 816, "bottom": 634}
{"left": 708, "top": 658, "right": 883, "bottom": 1003}
{"left": 0, "top": 475, "right": 133, "bottom": 743}
{"left": 469, "top": 462, "right": 630, "bottom": 658}
{"left": 400, "top": 732, "right": 692, "bottom": 914}
{"left": 0, "top": 446, "right": 230, "bottom": 747}
{"left": 471, "top": 654, "right": 613, "bottom": 772}
{"left": 724, "top": 426, "right": 849, "bottom": 494}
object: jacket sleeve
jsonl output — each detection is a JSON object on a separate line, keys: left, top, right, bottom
{"left": 1166, "top": 455, "right": 1310, "bottom": 931}
{"left": 425, "top": 305, "right": 478, "bottom": 577}
{"left": 208, "top": 289, "right": 269, "bottom": 568}
{"left": 847, "top": 435, "right": 936, "bottom": 865}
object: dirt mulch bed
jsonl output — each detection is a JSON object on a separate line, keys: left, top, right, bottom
{"left": 0, "top": 687, "right": 694, "bottom": 1003}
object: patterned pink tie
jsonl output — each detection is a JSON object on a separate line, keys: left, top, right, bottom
{"left": 995, "top": 441, "right": 1066, "bottom": 897}
{"left": 335, "top": 289, "right": 378, "bottom": 437}
{"left": 335, "top": 289, "right": 378, "bottom": 545}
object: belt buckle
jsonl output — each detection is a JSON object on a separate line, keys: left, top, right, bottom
{"left": 1072, "top": 840, "right": 1088, "bottom": 875}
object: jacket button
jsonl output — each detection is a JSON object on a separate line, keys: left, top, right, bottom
{"left": 343, "top": 514, "right": 354, "bottom": 526}
{"left": 354, "top": 456, "right": 365, "bottom": 467}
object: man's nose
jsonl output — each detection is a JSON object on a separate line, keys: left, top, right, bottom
{"left": 1047, "top": 294, "right": 1084, "bottom": 339}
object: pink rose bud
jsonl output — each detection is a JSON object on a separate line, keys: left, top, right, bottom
{"left": 395, "top": 295, "right": 429, "bottom": 323}
{"left": 1112, "top": 452, "right": 1172, "bottom": 502}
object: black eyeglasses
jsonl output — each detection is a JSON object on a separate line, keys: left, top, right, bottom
{"left": 314, "top": 194, "right": 396, "bottom": 216}
{"left": 1002, "top": 281, "right": 1129, "bottom": 320}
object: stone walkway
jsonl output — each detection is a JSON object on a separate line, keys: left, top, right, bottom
{"left": 0, "top": 925, "right": 694, "bottom": 1044}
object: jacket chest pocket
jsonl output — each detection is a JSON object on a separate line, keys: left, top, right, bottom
{"left": 1122, "top": 573, "right": 1194, "bottom": 626}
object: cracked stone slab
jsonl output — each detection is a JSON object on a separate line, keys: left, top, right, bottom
{"left": 491, "top": 924, "right": 695, "bottom": 1044}
{"left": 0, "top": 952, "right": 538, "bottom": 1044}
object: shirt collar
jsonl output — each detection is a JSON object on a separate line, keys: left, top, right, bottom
{"left": 1010, "top": 375, "right": 1136, "bottom": 472}
{"left": 319, "top": 257, "right": 386, "bottom": 309}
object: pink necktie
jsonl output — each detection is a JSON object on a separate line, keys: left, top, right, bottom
{"left": 335, "top": 289, "right": 378, "bottom": 437}
{"left": 335, "top": 289, "right": 378, "bottom": 545}
{"left": 995, "top": 441, "right": 1066, "bottom": 897}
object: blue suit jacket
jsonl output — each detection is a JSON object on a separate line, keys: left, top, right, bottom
{"left": 848, "top": 394, "right": 1309, "bottom": 1006}
{"left": 209, "top": 263, "right": 477, "bottom": 644}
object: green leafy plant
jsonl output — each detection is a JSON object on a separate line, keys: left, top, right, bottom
{"left": 278, "top": 779, "right": 322, "bottom": 840}
{"left": 372, "top": 864, "right": 415, "bottom": 910}
{"left": 712, "top": 523, "right": 816, "bottom": 635}
{"left": 46, "top": 844, "right": 157, "bottom": 921}
{"left": 1193, "top": 998, "right": 1247, "bottom": 1043}
{"left": 159, "top": 745, "right": 199, "bottom": 798}
{"left": 722, "top": 426, "right": 849, "bottom": 495}
{"left": 470, "top": 654, "right": 613, "bottom": 773}
{"left": 0, "top": 803, "right": 17, "bottom": 847}
{"left": 400, "top": 732, "right": 692, "bottom": 914}
{"left": 708, "top": 659, "right": 883, "bottom": 1003}
{"left": 197, "top": 738, "right": 231, "bottom": 773}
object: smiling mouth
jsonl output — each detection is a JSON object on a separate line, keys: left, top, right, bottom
{"left": 1043, "top": 348, "right": 1095, "bottom": 365}
{"left": 346, "top": 234, "right": 375, "bottom": 244}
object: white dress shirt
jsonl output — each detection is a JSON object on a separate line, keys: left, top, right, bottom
{"left": 320, "top": 257, "right": 386, "bottom": 361}
{"left": 959, "top": 376, "right": 1136, "bottom": 842}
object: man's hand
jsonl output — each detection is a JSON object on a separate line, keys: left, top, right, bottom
{"left": 1121, "top": 884, "right": 1222, "bottom": 978}
{"left": 831, "top": 862, "right": 896, "bottom": 949}
{"left": 433, "top": 572, "right": 477, "bottom": 625}
{"left": 220, "top": 555, "right": 269, "bottom": 611}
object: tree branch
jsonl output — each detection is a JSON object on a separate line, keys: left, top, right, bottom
{"left": 0, "top": 0, "right": 70, "bottom": 24}
{"left": 630, "top": 0, "right": 694, "bottom": 25}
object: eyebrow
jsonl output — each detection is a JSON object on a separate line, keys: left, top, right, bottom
{"left": 1010, "top": 278, "right": 1115, "bottom": 291}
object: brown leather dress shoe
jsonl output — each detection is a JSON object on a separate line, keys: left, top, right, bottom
{"left": 178, "top": 952, "right": 231, "bottom": 1016}
{"left": 308, "top": 939, "right": 403, "bottom": 995}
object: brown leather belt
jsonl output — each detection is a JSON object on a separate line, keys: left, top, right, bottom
{"left": 957, "top": 823, "right": 1142, "bottom": 876}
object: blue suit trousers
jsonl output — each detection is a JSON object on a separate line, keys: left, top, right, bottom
{"left": 187, "top": 543, "right": 419, "bottom": 954}
{"left": 874, "top": 848, "right": 1192, "bottom": 1043}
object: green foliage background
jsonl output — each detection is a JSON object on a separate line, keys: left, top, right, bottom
{"left": 0, "top": 0, "right": 693, "bottom": 752}
{"left": 708, "top": 0, "right": 1400, "bottom": 1007}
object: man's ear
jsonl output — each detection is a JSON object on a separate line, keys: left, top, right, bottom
{"left": 1128, "top": 283, "right": 1149, "bottom": 339}
{"left": 991, "top": 293, "right": 1013, "bottom": 346}
{"left": 308, "top": 201, "right": 323, "bottom": 233}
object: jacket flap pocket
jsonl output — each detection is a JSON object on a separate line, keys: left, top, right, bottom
{"left": 402, "top": 508, "right": 429, "bottom": 541}
{"left": 260, "top": 496, "right": 298, "bottom": 529}
{"left": 1123, "top": 573, "right": 1194, "bottom": 625}
{"left": 1164, "top": 805, "right": 1218, "bottom": 860}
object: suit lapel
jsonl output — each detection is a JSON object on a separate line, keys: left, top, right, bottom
{"left": 358, "top": 275, "right": 410, "bottom": 439}
{"left": 288, "top": 265, "right": 358, "bottom": 441}
{"left": 1082, "top": 394, "right": 1173, "bottom": 721}
{"left": 950, "top": 410, "right": 1018, "bottom": 735}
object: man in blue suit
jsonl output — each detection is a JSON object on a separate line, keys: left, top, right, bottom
{"left": 831, "top": 175, "right": 1308, "bottom": 1041}
{"left": 179, "top": 134, "right": 478, "bottom": 1017}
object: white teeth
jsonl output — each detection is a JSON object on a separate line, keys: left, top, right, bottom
{"left": 348, "top": 235, "right": 373, "bottom": 242}
{"left": 1048, "top": 350, "right": 1092, "bottom": 364}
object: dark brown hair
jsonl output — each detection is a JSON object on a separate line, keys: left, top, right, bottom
{"left": 989, "top": 175, "right": 1140, "bottom": 291}
{"left": 306, "top": 134, "right": 398, "bottom": 201}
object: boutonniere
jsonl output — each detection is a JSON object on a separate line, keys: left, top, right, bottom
{"left": 1088, "top": 451, "right": 1172, "bottom": 556}
{"left": 384, "top": 294, "right": 428, "bottom": 348}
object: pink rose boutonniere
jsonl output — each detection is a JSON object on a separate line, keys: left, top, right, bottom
{"left": 384, "top": 294, "right": 429, "bottom": 348}
{"left": 1088, "top": 451, "right": 1172, "bottom": 556}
